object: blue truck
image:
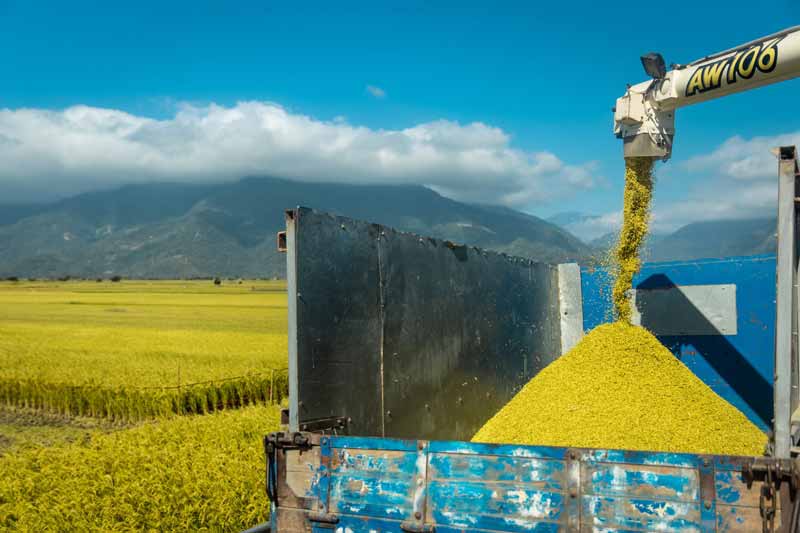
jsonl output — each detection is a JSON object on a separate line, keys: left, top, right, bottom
{"left": 262, "top": 149, "right": 800, "bottom": 532}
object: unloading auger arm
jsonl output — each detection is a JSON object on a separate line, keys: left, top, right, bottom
{"left": 614, "top": 25, "right": 800, "bottom": 160}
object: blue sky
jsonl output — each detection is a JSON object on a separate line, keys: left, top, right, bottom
{"left": 1, "top": 1, "right": 799, "bottom": 236}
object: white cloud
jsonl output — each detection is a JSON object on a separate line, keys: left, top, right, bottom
{"left": 0, "top": 102, "right": 598, "bottom": 206}
{"left": 563, "top": 131, "right": 790, "bottom": 240}
{"left": 653, "top": 131, "right": 794, "bottom": 230}
{"left": 584, "top": 182, "right": 777, "bottom": 238}
{"left": 561, "top": 212, "right": 622, "bottom": 242}
{"left": 366, "top": 85, "right": 386, "bottom": 99}
{"left": 685, "top": 131, "right": 800, "bottom": 181}
{"left": 650, "top": 180, "right": 777, "bottom": 233}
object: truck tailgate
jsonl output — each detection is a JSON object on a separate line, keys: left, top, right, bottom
{"left": 267, "top": 435, "right": 782, "bottom": 532}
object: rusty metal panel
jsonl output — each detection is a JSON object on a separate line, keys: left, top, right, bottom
{"left": 289, "top": 207, "right": 561, "bottom": 440}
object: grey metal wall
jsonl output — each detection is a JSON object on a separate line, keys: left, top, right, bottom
{"left": 286, "top": 207, "right": 562, "bottom": 441}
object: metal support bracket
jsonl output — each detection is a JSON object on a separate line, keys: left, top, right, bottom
{"left": 307, "top": 512, "right": 339, "bottom": 527}
{"left": 774, "top": 145, "right": 800, "bottom": 460}
{"left": 400, "top": 522, "right": 435, "bottom": 533}
{"left": 564, "top": 449, "right": 581, "bottom": 532}
{"left": 698, "top": 457, "right": 717, "bottom": 530}
{"left": 401, "top": 440, "right": 435, "bottom": 533}
{"left": 298, "top": 416, "right": 349, "bottom": 434}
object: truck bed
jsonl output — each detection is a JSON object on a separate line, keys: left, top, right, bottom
{"left": 267, "top": 433, "right": 781, "bottom": 532}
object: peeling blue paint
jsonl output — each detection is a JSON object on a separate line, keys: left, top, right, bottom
{"left": 299, "top": 436, "right": 766, "bottom": 532}
{"left": 715, "top": 471, "right": 742, "bottom": 504}
{"left": 429, "top": 453, "right": 565, "bottom": 487}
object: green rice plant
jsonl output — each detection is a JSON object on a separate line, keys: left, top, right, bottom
{"left": 0, "top": 404, "right": 281, "bottom": 531}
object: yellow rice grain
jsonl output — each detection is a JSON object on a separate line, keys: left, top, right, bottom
{"left": 472, "top": 322, "right": 766, "bottom": 456}
{"left": 612, "top": 157, "right": 654, "bottom": 322}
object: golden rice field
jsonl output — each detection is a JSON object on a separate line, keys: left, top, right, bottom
{"left": 0, "top": 279, "right": 290, "bottom": 531}
{"left": 0, "top": 280, "right": 289, "bottom": 420}
{"left": 0, "top": 404, "right": 280, "bottom": 531}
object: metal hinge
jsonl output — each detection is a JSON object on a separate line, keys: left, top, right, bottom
{"left": 265, "top": 431, "right": 312, "bottom": 453}
{"left": 400, "top": 521, "right": 435, "bottom": 533}
{"left": 307, "top": 512, "right": 339, "bottom": 528}
{"left": 264, "top": 431, "right": 314, "bottom": 504}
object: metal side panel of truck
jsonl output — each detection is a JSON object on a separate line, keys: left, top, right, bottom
{"left": 267, "top": 434, "right": 789, "bottom": 532}
{"left": 267, "top": 167, "right": 800, "bottom": 533}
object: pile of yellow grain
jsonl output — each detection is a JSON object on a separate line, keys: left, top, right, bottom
{"left": 472, "top": 322, "right": 766, "bottom": 456}
{"left": 474, "top": 156, "right": 765, "bottom": 456}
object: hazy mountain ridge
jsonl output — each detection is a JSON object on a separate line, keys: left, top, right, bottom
{"left": 0, "top": 178, "right": 591, "bottom": 278}
{"left": 548, "top": 212, "right": 777, "bottom": 262}
{"left": 646, "top": 218, "right": 776, "bottom": 262}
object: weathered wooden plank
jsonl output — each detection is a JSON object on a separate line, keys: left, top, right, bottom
{"left": 286, "top": 448, "right": 320, "bottom": 471}
{"left": 717, "top": 503, "right": 782, "bottom": 532}
{"left": 714, "top": 470, "right": 780, "bottom": 510}
{"left": 275, "top": 507, "right": 312, "bottom": 533}
{"left": 430, "top": 440, "right": 569, "bottom": 460}
{"left": 284, "top": 448, "right": 320, "bottom": 501}
{"left": 428, "top": 480, "right": 565, "bottom": 521}
{"left": 330, "top": 499, "right": 409, "bottom": 522}
{"left": 428, "top": 452, "right": 566, "bottom": 489}
{"left": 330, "top": 448, "right": 417, "bottom": 474}
{"left": 330, "top": 436, "right": 418, "bottom": 452}
{"left": 429, "top": 507, "right": 561, "bottom": 533}
{"left": 330, "top": 471, "right": 414, "bottom": 505}
{"left": 582, "top": 449, "right": 701, "bottom": 469}
{"left": 715, "top": 470, "right": 756, "bottom": 508}
{"left": 579, "top": 527, "right": 669, "bottom": 533}
{"left": 581, "top": 495, "right": 702, "bottom": 532}
{"left": 331, "top": 515, "right": 405, "bottom": 533}
{"left": 582, "top": 462, "right": 699, "bottom": 502}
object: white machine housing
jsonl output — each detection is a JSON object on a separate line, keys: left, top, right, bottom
{"left": 615, "top": 26, "right": 800, "bottom": 159}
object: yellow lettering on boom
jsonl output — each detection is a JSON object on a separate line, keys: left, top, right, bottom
{"left": 702, "top": 61, "right": 726, "bottom": 89}
{"left": 686, "top": 37, "right": 783, "bottom": 97}
{"left": 728, "top": 51, "right": 744, "bottom": 83}
{"left": 737, "top": 47, "right": 759, "bottom": 78}
{"left": 758, "top": 42, "right": 778, "bottom": 72}
{"left": 686, "top": 69, "right": 705, "bottom": 96}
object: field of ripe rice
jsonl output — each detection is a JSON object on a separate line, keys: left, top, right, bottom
{"left": 0, "top": 404, "right": 280, "bottom": 531}
{"left": 0, "top": 280, "right": 289, "bottom": 420}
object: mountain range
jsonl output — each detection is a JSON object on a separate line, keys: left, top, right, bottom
{"left": 548, "top": 213, "right": 777, "bottom": 262}
{"left": 0, "top": 179, "right": 779, "bottom": 279}
{"left": 0, "top": 178, "right": 591, "bottom": 279}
